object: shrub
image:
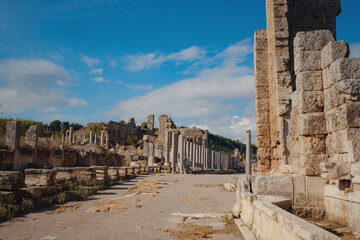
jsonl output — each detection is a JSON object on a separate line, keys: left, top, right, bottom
{"left": 127, "top": 135, "right": 138, "bottom": 147}
{"left": 20, "top": 199, "right": 34, "bottom": 213}
{"left": 140, "top": 122, "right": 147, "bottom": 130}
{"left": 56, "top": 192, "right": 67, "bottom": 204}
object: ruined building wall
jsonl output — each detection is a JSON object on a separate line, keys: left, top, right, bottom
{"left": 254, "top": 0, "right": 360, "bottom": 230}
{"left": 256, "top": 0, "right": 341, "bottom": 174}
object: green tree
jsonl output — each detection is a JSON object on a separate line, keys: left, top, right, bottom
{"left": 140, "top": 122, "right": 147, "bottom": 130}
{"left": 49, "top": 120, "right": 62, "bottom": 133}
{"left": 127, "top": 135, "right": 138, "bottom": 147}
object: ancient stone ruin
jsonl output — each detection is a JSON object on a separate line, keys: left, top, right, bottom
{"left": 234, "top": 0, "right": 360, "bottom": 239}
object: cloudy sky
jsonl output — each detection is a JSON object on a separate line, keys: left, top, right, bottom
{"left": 0, "top": 0, "right": 360, "bottom": 142}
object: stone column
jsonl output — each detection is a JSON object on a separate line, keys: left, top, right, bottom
{"left": 51, "top": 134, "right": 54, "bottom": 140}
{"left": 62, "top": 134, "right": 65, "bottom": 143}
{"left": 105, "top": 134, "right": 109, "bottom": 149}
{"left": 94, "top": 134, "right": 97, "bottom": 145}
{"left": 178, "top": 135, "right": 184, "bottom": 174}
{"left": 246, "top": 130, "right": 251, "bottom": 175}
{"left": 170, "top": 132, "right": 179, "bottom": 173}
{"left": 69, "top": 127, "right": 74, "bottom": 144}
{"left": 194, "top": 144, "right": 198, "bottom": 169}
{"left": 190, "top": 142, "right": 194, "bottom": 169}
{"left": 72, "top": 133, "right": 76, "bottom": 143}
{"left": 90, "top": 131, "right": 93, "bottom": 144}
{"left": 6, "top": 121, "right": 20, "bottom": 150}
{"left": 143, "top": 136, "right": 149, "bottom": 157}
{"left": 205, "top": 148, "right": 208, "bottom": 170}
{"left": 164, "top": 131, "right": 170, "bottom": 166}
{"left": 100, "top": 131, "right": 104, "bottom": 146}
{"left": 148, "top": 142, "right": 155, "bottom": 166}
{"left": 200, "top": 146, "right": 204, "bottom": 169}
{"left": 147, "top": 114, "right": 155, "bottom": 131}
{"left": 211, "top": 150, "right": 215, "bottom": 170}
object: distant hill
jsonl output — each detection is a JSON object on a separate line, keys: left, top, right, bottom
{"left": 207, "top": 131, "right": 257, "bottom": 157}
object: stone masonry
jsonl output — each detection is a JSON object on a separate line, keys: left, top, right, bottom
{"left": 251, "top": 0, "right": 360, "bottom": 234}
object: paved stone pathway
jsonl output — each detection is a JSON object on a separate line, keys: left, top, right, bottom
{"left": 0, "top": 173, "right": 244, "bottom": 240}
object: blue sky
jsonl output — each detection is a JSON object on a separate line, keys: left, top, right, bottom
{"left": 0, "top": 0, "right": 360, "bottom": 142}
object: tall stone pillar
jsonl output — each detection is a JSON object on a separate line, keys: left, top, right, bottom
{"left": 94, "top": 134, "right": 97, "bottom": 145}
{"left": 164, "top": 131, "right": 170, "bottom": 166}
{"left": 205, "top": 148, "right": 208, "bottom": 170}
{"left": 195, "top": 145, "right": 199, "bottom": 169}
{"left": 147, "top": 114, "right": 155, "bottom": 131}
{"left": 100, "top": 131, "right": 104, "bottom": 146}
{"left": 148, "top": 141, "right": 155, "bottom": 166}
{"left": 246, "top": 130, "right": 251, "bottom": 175}
{"left": 179, "top": 135, "right": 184, "bottom": 174}
{"left": 90, "top": 131, "right": 93, "bottom": 144}
{"left": 62, "top": 134, "right": 65, "bottom": 143}
{"left": 72, "top": 133, "right": 76, "bottom": 143}
{"left": 190, "top": 142, "right": 194, "bottom": 169}
{"left": 105, "top": 133, "right": 109, "bottom": 149}
{"left": 143, "top": 136, "right": 149, "bottom": 156}
{"left": 211, "top": 150, "right": 215, "bottom": 170}
{"left": 69, "top": 127, "right": 74, "bottom": 144}
{"left": 170, "top": 132, "right": 179, "bottom": 173}
{"left": 6, "top": 121, "right": 21, "bottom": 150}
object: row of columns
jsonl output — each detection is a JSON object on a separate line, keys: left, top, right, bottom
{"left": 165, "top": 131, "right": 239, "bottom": 174}
{"left": 64, "top": 129, "right": 110, "bottom": 149}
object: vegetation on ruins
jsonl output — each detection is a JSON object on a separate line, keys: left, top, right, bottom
{"left": 0, "top": 183, "right": 106, "bottom": 222}
{"left": 140, "top": 122, "right": 147, "bottom": 130}
{"left": 207, "top": 131, "right": 257, "bottom": 157}
{"left": 0, "top": 118, "right": 83, "bottom": 137}
{"left": 127, "top": 135, "right": 139, "bottom": 147}
{"left": 87, "top": 123, "right": 105, "bottom": 136}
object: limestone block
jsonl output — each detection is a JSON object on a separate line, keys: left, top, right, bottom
{"left": 108, "top": 167, "right": 119, "bottom": 181}
{"left": 255, "top": 86, "right": 269, "bottom": 100}
{"left": 294, "top": 30, "right": 335, "bottom": 52}
{"left": 274, "top": 58, "right": 289, "bottom": 73}
{"left": 276, "top": 71, "right": 292, "bottom": 88}
{"left": 254, "top": 29, "right": 268, "bottom": 51}
{"left": 256, "top": 110, "right": 270, "bottom": 124}
{"left": 25, "top": 125, "right": 38, "bottom": 149}
{"left": 256, "top": 136, "right": 271, "bottom": 147}
{"left": 6, "top": 121, "right": 21, "bottom": 150}
{"left": 273, "top": 4, "right": 288, "bottom": 18}
{"left": 293, "top": 176, "right": 306, "bottom": 206}
{"left": 321, "top": 41, "right": 349, "bottom": 69}
{"left": 256, "top": 98, "right": 270, "bottom": 111}
{"left": 0, "top": 171, "right": 25, "bottom": 190}
{"left": 298, "top": 113, "right": 327, "bottom": 135}
{"left": 322, "top": 66, "right": 335, "bottom": 89}
{"left": 300, "top": 135, "right": 326, "bottom": 155}
{"left": 251, "top": 176, "right": 293, "bottom": 201}
{"left": 320, "top": 162, "right": 351, "bottom": 180}
{"left": 294, "top": 50, "right": 321, "bottom": 73}
{"left": 298, "top": 90, "right": 324, "bottom": 113}
{"left": 296, "top": 71, "right": 323, "bottom": 91}
{"left": 325, "top": 130, "right": 349, "bottom": 155}
{"left": 274, "top": 17, "right": 289, "bottom": 32}
{"left": 300, "top": 154, "right": 327, "bottom": 176}
{"left": 305, "top": 176, "right": 326, "bottom": 206}
{"left": 54, "top": 167, "right": 76, "bottom": 183}
{"left": 256, "top": 123, "right": 270, "bottom": 136}
{"left": 330, "top": 58, "right": 360, "bottom": 81}
{"left": 351, "top": 162, "right": 360, "bottom": 177}
{"left": 325, "top": 107, "right": 347, "bottom": 132}
{"left": 347, "top": 128, "right": 360, "bottom": 162}
{"left": 75, "top": 167, "right": 97, "bottom": 185}
{"left": 24, "top": 169, "right": 56, "bottom": 187}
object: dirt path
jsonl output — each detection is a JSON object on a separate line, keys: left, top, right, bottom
{"left": 0, "top": 173, "right": 244, "bottom": 240}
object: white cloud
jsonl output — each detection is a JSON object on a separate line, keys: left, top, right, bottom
{"left": 90, "top": 68, "right": 103, "bottom": 75}
{"left": 109, "top": 59, "right": 116, "bottom": 68}
{"left": 350, "top": 42, "right": 360, "bottom": 58}
{"left": 123, "top": 46, "right": 207, "bottom": 71}
{"left": 38, "top": 113, "right": 83, "bottom": 122}
{"left": 109, "top": 40, "right": 255, "bottom": 140}
{"left": 92, "top": 77, "right": 108, "bottom": 83}
{"left": 114, "top": 80, "right": 124, "bottom": 85}
{"left": 81, "top": 54, "right": 101, "bottom": 67}
{"left": 126, "top": 84, "right": 153, "bottom": 91}
{"left": 0, "top": 59, "right": 87, "bottom": 113}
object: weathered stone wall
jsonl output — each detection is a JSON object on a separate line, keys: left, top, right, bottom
{"left": 254, "top": 0, "right": 360, "bottom": 232}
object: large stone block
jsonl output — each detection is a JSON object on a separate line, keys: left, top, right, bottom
{"left": 300, "top": 154, "right": 327, "bottom": 176}
{"left": 54, "top": 167, "right": 77, "bottom": 183}
{"left": 299, "top": 135, "right": 326, "bottom": 155}
{"left": 296, "top": 71, "right": 323, "bottom": 91}
{"left": 321, "top": 41, "right": 349, "bottom": 69}
{"left": 305, "top": 176, "right": 326, "bottom": 206}
{"left": 6, "top": 121, "right": 21, "bottom": 150}
{"left": 320, "top": 162, "right": 351, "bottom": 180}
{"left": 255, "top": 86, "right": 270, "bottom": 99}
{"left": 0, "top": 171, "right": 25, "bottom": 190}
{"left": 330, "top": 58, "right": 360, "bottom": 82}
{"left": 298, "top": 90, "right": 324, "bottom": 113}
{"left": 294, "top": 50, "right": 321, "bottom": 73}
{"left": 325, "top": 130, "right": 350, "bottom": 155}
{"left": 293, "top": 176, "right": 306, "bottom": 206}
{"left": 276, "top": 71, "right": 292, "bottom": 88}
{"left": 294, "top": 30, "right": 335, "bottom": 52}
{"left": 25, "top": 125, "right": 38, "bottom": 149}
{"left": 256, "top": 98, "right": 270, "bottom": 111}
{"left": 324, "top": 79, "right": 360, "bottom": 111}
{"left": 322, "top": 66, "right": 335, "bottom": 90}
{"left": 24, "top": 169, "right": 56, "bottom": 187}
{"left": 298, "top": 113, "right": 327, "bottom": 135}
{"left": 251, "top": 176, "right": 293, "bottom": 201}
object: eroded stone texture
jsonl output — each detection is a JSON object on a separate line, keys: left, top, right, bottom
{"left": 6, "top": 121, "right": 21, "bottom": 150}
{"left": 147, "top": 114, "right": 155, "bottom": 130}
{"left": 25, "top": 125, "right": 38, "bottom": 149}
{"left": 24, "top": 169, "right": 56, "bottom": 187}
{"left": 0, "top": 171, "right": 25, "bottom": 190}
